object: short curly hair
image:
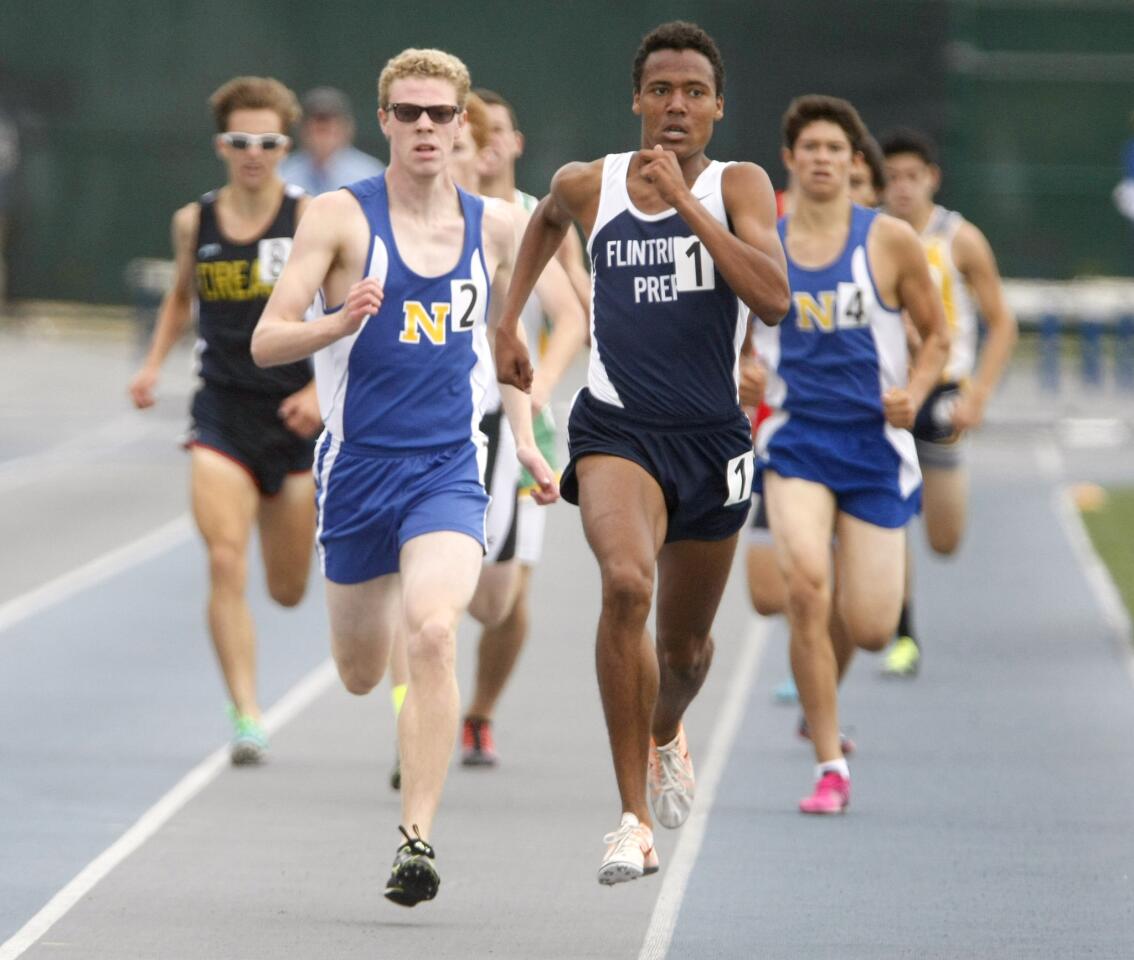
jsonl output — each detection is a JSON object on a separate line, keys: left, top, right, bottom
{"left": 378, "top": 48, "right": 471, "bottom": 110}
{"left": 209, "top": 76, "right": 301, "bottom": 133}
{"left": 632, "top": 21, "right": 724, "bottom": 96}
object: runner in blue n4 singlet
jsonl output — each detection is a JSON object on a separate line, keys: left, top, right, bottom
{"left": 758, "top": 95, "right": 948, "bottom": 818}
{"left": 494, "top": 22, "right": 790, "bottom": 886}
{"left": 250, "top": 49, "right": 557, "bottom": 909}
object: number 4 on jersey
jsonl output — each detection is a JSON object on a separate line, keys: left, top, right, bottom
{"left": 836, "top": 282, "right": 867, "bottom": 329}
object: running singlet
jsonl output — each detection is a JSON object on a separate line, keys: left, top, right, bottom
{"left": 920, "top": 204, "right": 977, "bottom": 382}
{"left": 194, "top": 184, "right": 311, "bottom": 395}
{"left": 754, "top": 205, "right": 918, "bottom": 490}
{"left": 586, "top": 153, "right": 747, "bottom": 420}
{"left": 311, "top": 174, "right": 492, "bottom": 451}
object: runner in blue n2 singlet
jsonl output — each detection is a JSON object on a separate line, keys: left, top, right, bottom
{"left": 249, "top": 49, "right": 556, "bottom": 909}
{"left": 311, "top": 172, "right": 494, "bottom": 584}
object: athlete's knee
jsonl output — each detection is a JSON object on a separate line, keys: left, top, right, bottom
{"left": 659, "top": 632, "right": 714, "bottom": 681}
{"left": 784, "top": 565, "right": 829, "bottom": 623}
{"left": 927, "top": 526, "right": 963, "bottom": 556}
{"left": 749, "top": 582, "right": 786, "bottom": 617}
{"left": 207, "top": 539, "right": 247, "bottom": 590}
{"left": 407, "top": 617, "right": 456, "bottom": 672}
{"left": 267, "top": 572, "right": 308, "bottom": 608}
{"left": 333, "top": 647, "right": 384, "bottom": 696}
{"left": 468, "top": 586, "right": 512, "bottom": 629}
{"left": 600, "top": 560, "right": 653, "bottom": 623}
{"left": 840, "top": 611, "right": 896, "bottom": 653}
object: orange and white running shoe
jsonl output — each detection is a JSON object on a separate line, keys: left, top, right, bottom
{"left": 648, "top": 725, "right": 695, "bottom": 829}
{"left": 597, "top": 813, "right": 659, "bottom": 885}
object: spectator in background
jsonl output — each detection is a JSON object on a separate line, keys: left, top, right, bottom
{"left": 0, "top": 101, "right": 18, "bottom": 306}
{"left": 1114, "top": 111, "right": 1134, "bottom": 227}
{"left": 280, "top": 86, "right": 384, "bottom": 195}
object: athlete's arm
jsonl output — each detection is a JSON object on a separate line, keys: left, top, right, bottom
{"left": 485, "top": 203, "right": 559, "bottom": 505}
{"left": 496, "top": 160, "right": 601, "bottom": 390}
{"left": 278, "top": 380, "right": 323, "bottom": 438}
{"left": 128, "top": 204, "right": 198, "bottom": 408}
{"left": 252, "top": 191, "right": 378, "bottom": 367}
{"left": 553, "top": 224, "right": 592, "bottom": 326}
{"left": 952, "top": 220, "right": 1017, "bottom": 431}
{"left": 523, "top": 214, "right": 587, "bottom": 411}
{"left": 640, "top": 150, "right": 790, "bottom": 325}
{"left": 879, "top": 217, "right": 950, "bottom": 428}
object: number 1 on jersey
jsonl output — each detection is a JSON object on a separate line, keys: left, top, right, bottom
{"left": 724, "top": 450, "right": 755, "bottom": 507}
{"left": 675, "top": 236, "right": 715, "bottom": 293}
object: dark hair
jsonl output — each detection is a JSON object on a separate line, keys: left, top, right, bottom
{"left": 209, "top": 76, "right": 301, "bottom": 133}
{"left": 472, "top": 87, "right": 519, "bottom": 131}
{"left": 879, "top": 126, "right": 938, "bottom": 166}
{"left": 859, "top": 133, "right": 887, "bottom": 193}
{"left": 632, "top": 21, "right": 724, "bottom": 95}
{"left": 782, "top": 94, "right": 868, "bottom": 151}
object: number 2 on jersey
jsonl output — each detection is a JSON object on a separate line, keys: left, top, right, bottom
{"left": 724, "top": 450, "right": 755, "bottom": 507}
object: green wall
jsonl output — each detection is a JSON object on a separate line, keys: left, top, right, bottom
{"left": 945, "top": 0, "right": 1134, "bottom": 279}
{"left": 31, "top": 1, "right": 1115, "bottom": 302}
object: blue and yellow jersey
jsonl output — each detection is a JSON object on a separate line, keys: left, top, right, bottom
{"left": 310, "top": 174, "right": 492, "bottom": 452}
{"left": 754, "top": 204, "right": 919, "bottom": 496}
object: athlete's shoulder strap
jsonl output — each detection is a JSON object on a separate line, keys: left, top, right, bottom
{"left": 588, "top": 153, "right": 634, "bottom": 254}
{"left": 195, "top": 190, "right": 219, "bottom": 246}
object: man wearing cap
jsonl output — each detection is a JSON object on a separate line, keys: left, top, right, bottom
{"left": 281, "top": 86, "right": 385, "bottom": 195}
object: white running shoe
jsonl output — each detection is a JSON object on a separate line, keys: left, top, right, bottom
{"left": 648, "top": 725, "right": 695, "bottom": 829}
{"left": 597, "top": 812, "right": 659, "bottom": 885}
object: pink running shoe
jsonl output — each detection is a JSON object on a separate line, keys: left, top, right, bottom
{"left": 799, "top": 771, "right": 850, "bottom": 815}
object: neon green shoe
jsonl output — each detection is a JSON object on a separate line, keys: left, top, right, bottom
{"left": 227, "top": 706, "right": 268, "bottom": 765}
{"left": 881, "top": 636, "right": 920, "bottom": 678}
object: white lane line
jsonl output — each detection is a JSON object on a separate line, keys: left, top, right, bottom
{"left": 638, "top": 615, "right": 769, "bottom": 960}
{"left": 0, "top": 516, "right": 193, "bottom": 635}
{"left": 0, "top": 658, "right": 338, "bottom": 960}
{"left": 0, "top": 413, "right": 156, "bottom": 495}
{"left": 1033, "top": 437, "right": 1064, "bottom": 480}
{"left": 1051, "top": 486, "right": 1134, "bottom": 678}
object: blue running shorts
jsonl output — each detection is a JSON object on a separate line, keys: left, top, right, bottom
{"left": 757, "top": 415, "right": 921, "bottom": 529}
{"left": 314, "top": 435, "right": 489, "bottom": 584}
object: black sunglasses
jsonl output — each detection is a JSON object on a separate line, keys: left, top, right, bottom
{"left": 220, "top": 132, "right": 291, "bottom": 151}
{"left": 387, "top": 103, "right": 460, "bottom": 124}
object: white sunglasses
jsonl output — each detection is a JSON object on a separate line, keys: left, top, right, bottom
{"left": 219, "top": 132, "right": 291, "bottom": 151}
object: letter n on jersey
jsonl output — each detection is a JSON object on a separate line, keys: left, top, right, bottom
{"left": 400, "top": 302, "right": 452, "bottom": 345}
{"left": 794, "top": 291, "right": 836, "bottom": 332}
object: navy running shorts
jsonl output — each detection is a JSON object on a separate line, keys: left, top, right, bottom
{"left": 913, "top": 381, "right": 966, "bottom": 470}
{"left": 561, "top": 388, "right": 754, "bottom": 543}
{"left": 187, "top": 381, "right": 316, "bottom": 495}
